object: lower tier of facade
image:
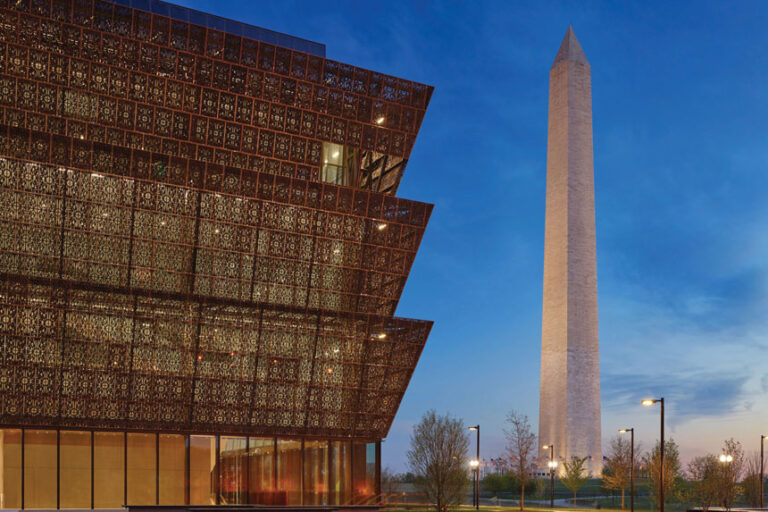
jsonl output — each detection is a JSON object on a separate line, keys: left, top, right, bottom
{"left": 0, "top": 428, "right": 379, "bottom": 510}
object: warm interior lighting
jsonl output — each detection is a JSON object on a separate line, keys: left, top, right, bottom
{"left": 642, "top": 399, "right": 656, "bottom": 406}
{"left": 332, "top": 151, "right": 339, "bottom": 158}
{"left": 376, "top": 223, "right": 387, "bottom": 230}
{"left": 376, "top": 116, "right": 385, "bottom": 125}
{"left": 377, "top": 333, "right": 387, "bottom": 339}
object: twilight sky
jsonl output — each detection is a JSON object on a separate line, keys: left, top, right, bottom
{"left": 177, "top": 0, "right": 768, "bottom": 471}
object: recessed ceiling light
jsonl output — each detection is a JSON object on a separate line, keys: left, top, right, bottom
{"left": 376, "top": 116, "right": 385, "bottom": 125}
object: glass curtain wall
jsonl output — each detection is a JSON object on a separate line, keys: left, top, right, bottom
{"left": 219, "top": 437, "right": 247, "bottom": 504}
{"left": 303, "top": 440, "right": 328, "bottom": 505}
{"left": 189, "top": 435, "right": 216, "bottom": 505}
{"left": 330, "top": 441, "right": 351, "bottom": 505}
{"left": 276, "top": 439, "right": 302, "bottom": 505}
{"left": 0, "top": 429, "right": 378, "bottom": 509}
{"left": 248, "top": 438, "right": 274, "bottom": 505}
{"left": 352, "top": 442, "right": 377, "bottom": 504}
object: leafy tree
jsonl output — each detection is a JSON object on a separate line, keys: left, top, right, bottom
{"left": 481, "top": 472, "right": 514, "bottom": 493}
{"left": 407, "top": 410, "right": 470, "bottom": 512}
{"left": 531, "top": 477, "right": 548, "bottom": 499}
{"left": 561, "top": 456, "right": 589, "bottom": 502}
{"left": 642, "top": 438, "right": 684, "bottom": 507}
{"left": 504, "top": 410, "right": 536, "bottom": 510}
{"left": 687, "top": 454, "right": 720, "bottom": 511}
{"left": 603, "top": 434, "right": 636, "bottom": 509}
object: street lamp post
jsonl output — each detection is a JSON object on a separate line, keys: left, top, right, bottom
{"left": 619, "top": 429, "right": 635, "bottom": 512}
{"left": 642, "top": 398, "right": 664, "bottom": 512}
{"left": 469, "top": 425, "right": 480, "bottom": 510}
{"left": 542, "top": 444, "right": 555, "bottom": 508}
{"left": 761, "top": 434, "right": 766, "bottom": 510}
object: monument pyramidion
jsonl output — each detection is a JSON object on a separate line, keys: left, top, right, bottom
{"left": 538, "top": 26, "right": 602, "bottom": 476}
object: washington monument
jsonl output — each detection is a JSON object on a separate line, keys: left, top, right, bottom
{"left": 538, "top": 27, "right": 602, "bottom": 475}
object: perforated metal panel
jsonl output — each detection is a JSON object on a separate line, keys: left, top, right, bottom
{"left": 0, "top": 0, "right": 433, "bottom": 440}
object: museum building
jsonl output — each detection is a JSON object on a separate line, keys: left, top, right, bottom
{"left": 0, "top": 0, "right": 433, "bottom": 508}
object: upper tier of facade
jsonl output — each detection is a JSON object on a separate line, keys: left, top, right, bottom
{"left": 0, "top": 0, "right": 433, "bottom": 195}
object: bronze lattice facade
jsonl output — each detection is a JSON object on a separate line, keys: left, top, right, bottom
{"left": 0, "top": 0, "right": 433, "bottom": 507}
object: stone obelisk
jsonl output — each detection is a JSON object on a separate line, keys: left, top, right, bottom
{"left": 538, "top": 27, "right": 601, "bottom": 476}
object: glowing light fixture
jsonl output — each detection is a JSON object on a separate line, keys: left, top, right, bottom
{"left": 376, "top": 223, "right": 387, "bottom": 231}
{"left": 376, "top": 116, "right": 385, "bottom": 125}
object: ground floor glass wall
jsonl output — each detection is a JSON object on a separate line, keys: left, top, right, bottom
{"left": 0, "top": 428, "right": 378, "bottom": 509}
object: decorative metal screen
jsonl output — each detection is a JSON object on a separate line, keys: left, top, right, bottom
{"left": 0, "top": 0, "right": 433, "bottom": 441}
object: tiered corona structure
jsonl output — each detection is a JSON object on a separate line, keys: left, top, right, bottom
{"left": 538, "top": 27, "right": 602, "bottom": 476}
{"left": 0, "top": 0, "right": 433, "bottom": 508}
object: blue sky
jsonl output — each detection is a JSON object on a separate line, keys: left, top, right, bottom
{"left": 177, "top": 0, "right": 768, "bottom": 470}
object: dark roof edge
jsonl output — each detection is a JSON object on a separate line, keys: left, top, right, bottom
{"left": 108, "top": 0, "right": 326, "bottom": 57}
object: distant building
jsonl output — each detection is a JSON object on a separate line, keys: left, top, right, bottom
{"left": 0, "top": 0, "right": 433, "bottom": 508}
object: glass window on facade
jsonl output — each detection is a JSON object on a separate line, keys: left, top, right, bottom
{"left": 127, "top": 433, "right": 157, "bottom": 505}
{"left": 94, "top": 432, "right": 124, "bottom": 508}
{"left": 159, "top": 434, "right": 185, "bottom": 505}
{"left": 24, "top": 430, "right": 57, "bottom": 508}
{"left": 330, "top": 441, "right": 351, "bottom": 505}
{"left": 248, "top": 437, "right": 274, "bottom": 505}
{"left": 219, "top": 437, "right": 247, "bottom": 504}
{"left": 303, "top": 440, "right": 328, "bottom": 505}
{"left": 352, "top": 442, "right": 377, "bottom": 504}
{"left": 60, "top": 431, "right": 92, "bottom": 509}
{"left": 190, "top": 435, "right": 216, "bottom": 505}
{"left": 276, "top": 439, "right": 301, "bottom": 505}
{"left": 321, "top": 142, "right": 358, "bottom": 186}
{"left": 0, "top": 429, "right": 22, "bottom": 510}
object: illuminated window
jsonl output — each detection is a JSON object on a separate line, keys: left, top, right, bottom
{"left": 352, "top": 442, "right": 376, "bottom": 504}
{"left": 330, "top": 441, "right": 351, "bottom": 505}
{"left": 127, "top": 433, "right": 156, "bottom": 505}
{"left": 303, "top": 440, "right": 328, "bottom": 505}
{"left": 248, "top": 437, "right": 274, "bottom": 505}
{"left": 159, "top": 434, "right": 185, "bottom": 505}
{"left": 0, "top": 429, "right": 21, "bottom": 509}
{"left": 24, "top": 430, "right": 57, "bottom": 508}
{"left": 60, "top": 431, "right": 92, "bottom": 508}
{"left": 190, "top": 435, "right": 216, "bottom": 505}
{"left": 220, "top": 437, "right": 247, "bottom": 504}
{"left": 94, "top": 432, "right": 125, "bottom": 508}
{"left": 276, "top": 439, "right": 301, "bottom": 505}
{"left": 321, "top": 143, "right": 358, "bottom": 186}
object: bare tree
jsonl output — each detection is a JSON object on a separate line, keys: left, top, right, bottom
{"left": 561, "top": 456, "right": 589, "bottom": 503}
{"left": 717, "top": 438, "right": 744, "bottom": 511}
{"left": 407, "top": 410, "right": 470, "bottom": 512}
{"left": 742, "top": 451, "right": 765, "bottom": 507}
{"left": 603, "top": 435, "right": 636, "bottom": 509}
{"left": 504, "top": 410, "right": 536, "bottom": 510}
{"left": 381, "top": 467, "right": 399, "bottom": 505}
